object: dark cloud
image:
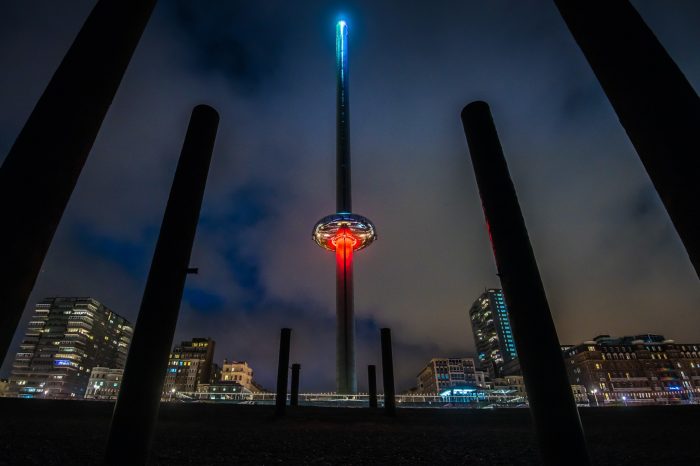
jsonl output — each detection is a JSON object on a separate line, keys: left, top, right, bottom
{"left": 1, "top": 0, "right": 699, "bottom": 392}
{"left": 167, "top": 1, "right": 286, "bottom": 91}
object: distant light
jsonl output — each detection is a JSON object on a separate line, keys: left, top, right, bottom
{"left": 440, "top": 387, "right": 477, "bottom": 396}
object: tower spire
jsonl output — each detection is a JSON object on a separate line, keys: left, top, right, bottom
{"left": 336, "top": 20, "right": 351, "bottom": 212}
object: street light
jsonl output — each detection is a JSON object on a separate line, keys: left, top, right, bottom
{"left": 169, "top": 388, "right": 176, "bottom": 402}
{"left": 590, "top": 388, "right": 599, "bottom": 407}
{"left": 622, "top": 395, "right": 628, "bottom": 407}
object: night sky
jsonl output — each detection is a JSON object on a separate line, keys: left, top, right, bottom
{"left": 1, "top": 1, "right": 699, "bottom": 392}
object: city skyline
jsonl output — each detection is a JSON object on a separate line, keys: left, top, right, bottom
{"left": 7, "top": 293, "right": 700, "bottom": 396}
{"left": 1, "top": 1, "right": 699, "bottom": 393}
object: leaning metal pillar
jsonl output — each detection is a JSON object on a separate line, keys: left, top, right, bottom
{"left": 0, "top": 0, "right": 157, "bottom": 365}
{"left": 555, "top": 0, "right": 700, "bottom": 278}
{"left": 461, "top": 101, "right": 590, "bottom": 466}
{"left": 104, "top": 105, "right": 219, "bottom": 466}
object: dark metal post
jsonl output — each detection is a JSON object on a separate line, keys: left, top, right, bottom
{"left": 554, "top": 0, "right": 700, "bottom": 278}
{"left": 290, "top": 363, "right": 300, "bottom": 407}
{"left": 275, "top": 328, "right": 291, "bottom": 416}
{"left": 368, "top": 365, "right": 378, "bottom": 408}
{"left": 380, "top": 328, "right": 396, "bottom": 416}
{"left": 461, "top": 101, "right": 590, "bottom": 466}
{"left": 104, "top": 105, "right": 219, "bottom": 466}
{"left": 0, "top": 0, "right": 157, "bottom": 365}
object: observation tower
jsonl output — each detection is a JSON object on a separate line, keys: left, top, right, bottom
{"left": 313, "top": 20, "right": 377, "bottom": 394}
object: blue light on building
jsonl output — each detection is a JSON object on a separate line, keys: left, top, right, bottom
{"left": 469, "top": 288, "right": 519, "bottom": 377}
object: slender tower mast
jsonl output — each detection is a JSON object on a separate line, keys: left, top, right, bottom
{"left": 336, "top": 20, "right": 351, "bottom": 212}
{"left": 313, "top": 20, "right": 376, "bottom": 394}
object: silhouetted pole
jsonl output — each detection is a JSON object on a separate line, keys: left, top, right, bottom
{"left": 461, "top": 101, "right": 590, "bottom": 466}
{"left": 275, "top": 328, "right": 292, "bottom": 416}
{"left": 0, "top": 0, "right": 157, "bottom": 364}
{"left": 554, "top": 0, "right": 700, "bottom": 278}
{"left": 367, "top": 365, "right": 378, "bottom": 408}
{"left": 290, "top": 363, "right": 301, "bottom": 407}
{"left": 104, "top": 105, "right": 219, "bottom": 466}
{"left": 380, "top": 328, "right": 396, "bottom": 416}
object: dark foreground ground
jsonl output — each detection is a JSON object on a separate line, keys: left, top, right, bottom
{"left": 1, "top": 399, "right": 699, "bottom": 465}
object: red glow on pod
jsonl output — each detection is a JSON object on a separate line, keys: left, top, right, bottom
{"left": 329, "top": 227, "right": 359, "bottom": 252}
{"left": 334, "top": 228, "right": 355, "bottom": 270}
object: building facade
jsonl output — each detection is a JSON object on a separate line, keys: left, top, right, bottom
{"left": 564, "top": 334, "right": 700, "bottom": 404}
{"left": 492, "top": 375, "right": 527, "bottom": 398}
{"left": 164, "top": 338, "right": 215, "bottom": 393}
{"left": 9, "top": 297, "right": 132, "bottom": 399}
{"left": 469, "top": 289, "right": 518, "bottom": 378}
{"left": 84, "top": 367, "right": 123, "bottom": 400}
{"left": 571, "top": 385, "right": 589, "bottom": 405}
{"left": 221, "top": 360, "right": 256, "bottom": 392}
{"left": 196, "top": 381, "right": 252, "bottom": 400}
{"left": 417, "top": 358, "right": 478, "bottom": 394}
{"left": 0, "top": 379, "right": 9, "bottom": 397}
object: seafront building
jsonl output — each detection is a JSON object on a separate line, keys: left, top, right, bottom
{"left": 0, "top": 378, "right": 10, "bottom": 397}
{"left": 492, "top": 375, "right": 527, "bottom": 398}
{"left": 196, "top": 381, "right": 252, "bottom": 400}
{"left": 468, "top": 289, "right": 518, "bottom": 378}
{"left": 163, "top": 338, "right": 216, "bottom": 393}
{"left": 221, "top": 360, "right": 256, "bottom": 392}
{"left": 8, "top": 297, "right": 132, "bottom": 399}
{"left": 563, "top": 334, "right": 700, "bottom": 404}
{"left": 84, "top": 367, "right": 123, "bottom": 400}
{"left": 84, "top": 354, "right": 261, "bottom": 401}
{"left": 417, "top": 358, "right": 480, "bottom": 394}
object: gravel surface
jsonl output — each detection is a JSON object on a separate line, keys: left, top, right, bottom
{"left": 0, "top": 399, "right": 698, "bottom": 465}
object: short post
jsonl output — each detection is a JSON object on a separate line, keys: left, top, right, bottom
{"left": 290, "top": 363, "right": 300, "bottom": 407}
{"left": 104, "top": 105, "right": 219, "bottom": 466}
{"left": 368, "top": 365, "right": 378, "bottom": 408}
{"left": 275, "top": 328, "right": 291, "bottom": 416}
{"left": 380, "top": 328, "right": 396, "bottom": 416}
{"left": 460, "top": 101, "right": 590, "bottom": 466}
